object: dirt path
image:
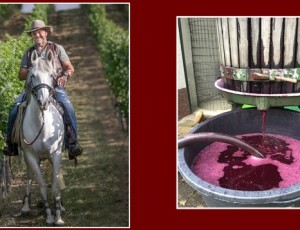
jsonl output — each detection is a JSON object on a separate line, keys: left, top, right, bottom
{"left": 0, "top": 8, "right": 129, "bottom": 227}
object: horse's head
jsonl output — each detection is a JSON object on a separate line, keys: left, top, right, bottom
{"left": 28, "top": 50, "right": 56, "bottom": 110}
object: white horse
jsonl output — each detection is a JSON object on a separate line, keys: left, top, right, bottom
{"left": 19, "top": 49, "right": 65, "bottom": 226}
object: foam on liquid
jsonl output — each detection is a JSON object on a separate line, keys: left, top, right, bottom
{"left": 192, "top": 133, "right": 300, "bottom": 191}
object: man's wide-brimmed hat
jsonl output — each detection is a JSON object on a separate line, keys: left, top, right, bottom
{"left": 25, "top": 19, "right": 53, "bottom": 36}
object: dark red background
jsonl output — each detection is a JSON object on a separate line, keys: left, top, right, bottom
{"left": 6, "top": 0, "right": 300, "bottom": 229}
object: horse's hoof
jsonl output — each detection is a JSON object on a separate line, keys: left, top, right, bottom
{"left": 55, "top": 219, "right": 64, "bottom": 226}
{"left": 46, "top": 219, "right": 55, "bottom": 226}
{"left": 45, "top": 216, "right": 55, "bottom": 226}
{"left": 46, "top": 222, "right": 54, "bottom": 226}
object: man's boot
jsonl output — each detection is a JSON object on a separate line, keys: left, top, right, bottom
{"left": 69, "top": 142, "right": 83, "bottom": 160}
{"left": 3, "top": 141, "right": 18, "bottom": 156}
{"left": 66, "top": 125, "right": 82, "bottom": 160}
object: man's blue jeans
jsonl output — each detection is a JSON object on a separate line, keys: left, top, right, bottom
{"left": 6, "top": 87, "right": 78, "bottom": 148}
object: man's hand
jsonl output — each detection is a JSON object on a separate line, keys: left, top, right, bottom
{"left": 57, "top": 75, "right": 68, "bottom": 87}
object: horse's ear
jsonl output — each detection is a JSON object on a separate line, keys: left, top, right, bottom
{"left": 47, "top": 50, "right": 53, "bottom": 62}
{"left": 31, "top": 50, "right": 38, "bottom": 63}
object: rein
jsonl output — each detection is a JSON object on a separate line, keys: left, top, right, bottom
{"left": 22, "top": 110, "right": 45, "bottom": 145}
{"left": 22, "top": 82, "right": 53, "bottom": 145}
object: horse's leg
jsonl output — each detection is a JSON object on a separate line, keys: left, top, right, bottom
{"left": 21, "top": 162, "right": 34, "bottom": 215}
{"left": 59, "top": 172, "right": 66, "bottom": 213}
{"left": 45, "top": 159, "right": 66, "bottom": 212}
{"left": 25, "top": 154, "right": 54, "bottom": 225}
{"left": 46, "top": 159, "right": 66, "bottom": 190}
{"left": 52, "top": 155, "right": 64, "bottom": 226}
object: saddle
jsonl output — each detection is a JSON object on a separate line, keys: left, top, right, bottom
{"left": 11, "top": 95, "right": 64, "bottom": 146}
{"left": 11, "top": 101, "right": 27, "bottom": 145}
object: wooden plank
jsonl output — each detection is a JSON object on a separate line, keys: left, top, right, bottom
{"left": 216, "top": 18, "right": 225, "bottom": 66}
{"left": 297, "top": 18, "right": 300, "bottom": 66}
{"left": 271, "top": 17, "right": 284, "bottom": 68}
{"left": 221, "top": 18, "right": 231, "bottom": 66}
{"left": 284, "top": 18, "right": 297, "bottom": 67}
{"left": 237, "top": 18, "right": 248, "bottom": 68}
{"left": 250, "top": 18, "right": 260, "bottom": 68}
{"left": 261, "top": 18, "right": 271, "bottom": 68}
{"left": 228, "top": 18, "right": 239, "bottom": 67}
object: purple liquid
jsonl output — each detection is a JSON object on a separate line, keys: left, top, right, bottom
{"left": 261, "top": 110, "right": 266, "bottom": 144}
{"left": 192, "top": 133, "right": 299, "bottom": 191}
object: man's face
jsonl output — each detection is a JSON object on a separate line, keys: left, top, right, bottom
{"left": 31, "top": 29, "right": 48, "bottom": 47}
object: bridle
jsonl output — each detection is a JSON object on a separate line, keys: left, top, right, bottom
{"left": 23, "top": 73, "right": 55, "bottom": 145}
{"left": 30, "top": 73, "right": 55, "bottom": 106}
{"left": 31, "top": 83, "right": 54, "bottom": 99}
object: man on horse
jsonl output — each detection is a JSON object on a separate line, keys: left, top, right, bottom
{"left": 2, "top": 19, "right": 83, "bottom": 160}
